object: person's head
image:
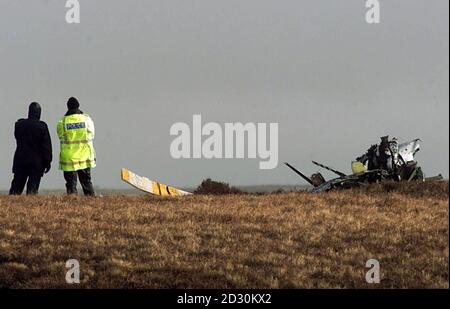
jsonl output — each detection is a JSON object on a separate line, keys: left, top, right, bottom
{"left": 67, "top": 97, "right": 80, "bottom": 110}
{"left": 28, "top": 102, "right": 41, "bottom": 120}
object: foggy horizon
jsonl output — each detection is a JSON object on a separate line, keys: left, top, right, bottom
{"left": 0, "top": 0, "right": 448, "bottom": 190}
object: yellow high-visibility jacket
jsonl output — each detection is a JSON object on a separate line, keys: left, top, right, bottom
{"left": 57, "top": 114, "right": 96, "bottom": 172}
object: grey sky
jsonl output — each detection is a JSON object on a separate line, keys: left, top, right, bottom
{"left": 0, "top": 0, "right": 448, "bottom": 189}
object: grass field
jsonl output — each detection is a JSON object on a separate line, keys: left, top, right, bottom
{"left": 0, "top": 181, "right": 448, "bottom": 289}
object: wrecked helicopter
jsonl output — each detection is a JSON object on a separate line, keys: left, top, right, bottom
{"left": 285, "top": 136, "right": 443, "bottom": 193}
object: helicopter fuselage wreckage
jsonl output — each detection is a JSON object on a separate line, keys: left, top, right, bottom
{"left": 285, "top": 136, "right": 443, "bottom": 193}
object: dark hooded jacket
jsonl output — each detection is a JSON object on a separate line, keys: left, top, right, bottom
{"left": 12, "top": 103, "right": 52, "bottom": 175}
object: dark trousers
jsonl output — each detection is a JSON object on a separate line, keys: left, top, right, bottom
{"left": 64, "top": 168, "right": 95, "bottom": 196}
{"left": 9, "top": 173, "right": 42, "bottom": 195}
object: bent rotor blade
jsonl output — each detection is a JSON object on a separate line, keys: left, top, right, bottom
{"left": 312, "top": 161, "right": 347, "bottom": 178}
{"left": 284, "top": 162, "right": 315, "bottom": 186}
{"left": 425, "top": 174, "right": 444, "bottom": 182}
{"left": 121, "top": 168, "right": 192, "bottom": 196}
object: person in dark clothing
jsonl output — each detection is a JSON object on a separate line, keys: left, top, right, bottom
{"left": 9, "top": 102, "right": 52, "bottom": 195}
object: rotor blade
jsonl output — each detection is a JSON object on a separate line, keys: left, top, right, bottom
{"left": 121, "top": 168, "right": 192, "bottom": 196}
{"left": 312, "top": 161, "right": 347, "bottom": 178}
{"left": 425, "top": 174, "right": 444, "bottom": 182}
{"left": 284, "top": 162, "right": 315, "bottom": 186}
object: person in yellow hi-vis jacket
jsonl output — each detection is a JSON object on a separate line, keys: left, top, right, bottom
{"left": 57, "top": 97, "right": 96, "bottom": 196}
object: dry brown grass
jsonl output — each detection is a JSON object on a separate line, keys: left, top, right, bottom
{"left": 0, "top": 182, "right": 448, "bottom": 289}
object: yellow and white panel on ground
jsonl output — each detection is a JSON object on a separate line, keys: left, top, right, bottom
{"left": 121, "top": 168, "right": 192, "bottom": 196}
